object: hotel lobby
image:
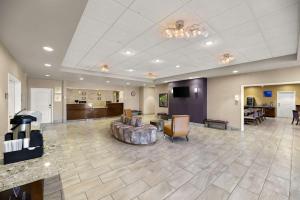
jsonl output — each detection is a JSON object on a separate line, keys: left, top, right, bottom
{"left": 0, "top": 0, "right": 300, "bottom": 199}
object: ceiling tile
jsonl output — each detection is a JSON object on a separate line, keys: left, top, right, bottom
{"left": 186, "top": 0, "right": 241, "bottom": 21}
{"left": 246, "top": 0, "right": 298, "bottom": 18}
{"left": 130, "top": 0, "right": 184, "bottom": 22}
{"left": 257, "top": 3, "right": 298, "bottom": 31}
{"left": 83, "top": 0, "right": 126, "bottom": 24}
{"left": 208, "top": 2, "right": 254, "bottom": 32}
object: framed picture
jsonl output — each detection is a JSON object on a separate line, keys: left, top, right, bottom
{"left": 159, "top": 93, "right": 168, "bottom": 107}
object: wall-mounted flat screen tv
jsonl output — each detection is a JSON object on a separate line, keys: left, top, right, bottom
{"left": 173, "top": 87, "right": 190, "bottom": 97}
{"left": 263, "top": 90, "right": 272, "bottom": 97}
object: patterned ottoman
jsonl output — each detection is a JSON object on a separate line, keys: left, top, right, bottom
{"left": 111, "top": 120, "right": 157, "bottom": 145}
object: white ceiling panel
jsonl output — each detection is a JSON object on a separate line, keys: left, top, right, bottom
{"left": 130, "top": 0, "right": 185, "bottom": 22}
{"left": 208, "top": 2, "right": 254, "bottom": 32}
{"left": 246, "top": 0, "right": 298, "bottom": 18}
{"left": 83, "top": 0, "right": 126, "bottom": 24}
{"left": 186, "top": 0, "right": 241, "bottom": 21}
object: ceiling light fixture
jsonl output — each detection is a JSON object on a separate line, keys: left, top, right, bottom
{"left": 100, "top": 64, "right": 109, "bottom": 72}
{"left": 205, "top": 40, "right": 213, "bottom": 46}
{"left": 220, "top": 53, "right": 235, "bottom": 64}
{"left": 175, "top": 65, "right": 180, "bottom": 68}
{"left": 127, "top": 69, "right": 135, "bottom": 72}
{"left": 147, "top": 72, "right": 158, "bottom": 79}
{"left": 152, "top": 59, "right": 163, "bottom": 64}
{"left": 45, "top": 74, "right": 50, "bottom": 77}
{"left": 233, "top": 70, "right": 239, "bottom": 74}
{"left": 79, "top": 77, "right": 84, "bottom": 81}
{"left": 44, "top": 63, "right": 52, "bottom": 67}
{"left": 43, "top": 46, "right": 54, "bottom": 52}
{"left": 122, "top": 50, "right": 135, "bottom": 56}
{"left": 163, "top": 20, "right": 208, "bottom": 39}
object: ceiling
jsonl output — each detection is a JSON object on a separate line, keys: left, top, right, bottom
{"left": 63, "top": 0, "right": 300, "bottom": 81}
{"left": 0, "top": 0, "right": 299, "bottom": 86}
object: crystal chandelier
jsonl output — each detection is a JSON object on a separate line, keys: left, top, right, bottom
{"left": 100, "top": 64, "right": 109, "bottom": 72}
{"left": 147, "top": 72, "right": 157, "bottom": 79}
{"left": 164, "top": 20, "right": 208, "bottom": 39}
{"left": 220, "top": 53, "right": 234, "bottom": 64}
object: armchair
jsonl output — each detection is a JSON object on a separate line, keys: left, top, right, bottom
{"left": 124, "top": 109, "right": 133, "bottom": 118}
{"left": 163, "top": 115, "right": 190, "bottom": 142}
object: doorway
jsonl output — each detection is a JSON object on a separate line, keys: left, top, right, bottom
{"left": 277, "top": 91, "right": 296, "bottom": 118}
{"left": 30, "top": 88, "right": 53, "bottom": 123}
{"left": 8, "top": 74, "right": 22, "bottom": 126}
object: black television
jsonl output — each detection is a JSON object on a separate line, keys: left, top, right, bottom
{"left": 173, "top": 87, "right": 190, "bottom": 97}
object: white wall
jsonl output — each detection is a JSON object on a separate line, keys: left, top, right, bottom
{"left": 0, "top": 41, "right": 27, "bottom": 154}
{"left": 139, "top": 87, "right": 155, "bottom": 114}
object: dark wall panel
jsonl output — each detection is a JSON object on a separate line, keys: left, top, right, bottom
{"left": 168, "top": 78, "right": 207, "bottom": 123}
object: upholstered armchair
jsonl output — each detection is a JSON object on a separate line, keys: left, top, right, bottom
{"left": 163, "top": 115, "right": 190, "bottom": 142}
{"left": 124, "top": 109, "right": 132, "bottom": 118}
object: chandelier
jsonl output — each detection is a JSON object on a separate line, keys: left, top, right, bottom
{"left": 163, "top": 20, "right": 208, "bottom": 39}
{"left": 146, "top": 72, "right": 157, "bottom": 79}
{"left": 100, "top": 64, "right": 109, "bottom": 72}
{"left": 220, "top": 53, "right": 234, "bottom": 64}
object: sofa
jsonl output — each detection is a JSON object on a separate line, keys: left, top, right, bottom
{"left": 111, "top": 116, "right": 157, "bottom": 145}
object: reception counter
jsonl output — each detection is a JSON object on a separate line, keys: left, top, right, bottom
{"left": 67, "top": 103, "right": 123, "bottom": 120}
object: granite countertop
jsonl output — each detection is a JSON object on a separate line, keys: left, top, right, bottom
{"left": 0, "top": 131, "right": 63, "bottom": 192}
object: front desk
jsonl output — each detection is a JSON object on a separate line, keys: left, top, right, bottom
{"left": 67, "top": 103, "right": 123, "bottom": 120}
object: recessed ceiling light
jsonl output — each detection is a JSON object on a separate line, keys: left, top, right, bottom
{"left": 205, "top": 41, "right": 213, "bottom": 46}
{"left": 79, "top": 77, "right": 84, "bottom": 81}
{"left": 122, "top": 50, "right": 135, "bottom": 56}
{"left": 43, "top": 46, "right": 54, "bottom": 52}
{"left": 188, "top": 77, "right": 194, "bottom": 79}
{"left": 127, "top": 69, "right": 135, "bottom": 72}
{"left": 233, "top": 70, "right": 238, "bottom": 74}
{"left": 152, "top": 59, "right": 163, "bottom": 63}
{"left": 45, "top": 74, "right": 50, "bottom": 77}
{"left": 44, "top": 162, "right": 51, "bottom": 167}
{"left": 106, "top": 80, "right": 110, "bottom": 83}
{"left": 44, "top": 63, "right": 52, "bottom": 67}
{"left": 126, "top": 82, "right": 130, "bottom": 85}
{"left": 175, "top": 65, "right": 180, "bottom": 68}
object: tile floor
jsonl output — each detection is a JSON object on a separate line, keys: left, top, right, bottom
{"left": 42, "top": 116, "right": 300, "bottom": 200}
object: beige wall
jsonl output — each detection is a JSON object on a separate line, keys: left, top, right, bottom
{"left": 244, "top": 84, "right": 300, "bottom": 106}
{"left": 154, "top": 84, "right": 169, "bottom": 114}
{"left": 0, "top": 42, "right": 27, "bottom": 153}
{"left": 27, "top": 78, "right": 63, "bottom": 123}
{"left": 139, "top": 87, "right": 155, "bottom": 114}
{"left": 208, "top": 66, "right": 300, "bottom": 129}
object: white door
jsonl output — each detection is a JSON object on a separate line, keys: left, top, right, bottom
{"left": 31, "top": 88, "right": 53, "bottom": 123}
{"left": 8, "top": 74, "right": 22, "bottom": 126}
{"left": 277, "top": 91, "right": 296, "bottom": 118}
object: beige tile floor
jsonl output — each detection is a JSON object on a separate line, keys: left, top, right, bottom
{"left": 42, "top": 116, "right": 300, "bottom": 200}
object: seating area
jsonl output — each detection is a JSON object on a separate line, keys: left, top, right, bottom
{"left": 244, "top": 108, "right": 266, "bottom": 125}
{"left": 111, "top": 110, "right": 157, "bottom": 145}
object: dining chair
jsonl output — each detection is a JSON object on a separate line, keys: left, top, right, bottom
{"left": 292, "top": 110, "right": 299, "bottom": 125}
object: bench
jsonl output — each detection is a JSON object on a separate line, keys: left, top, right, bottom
{"left": 204, "top": 119, "right": 228, "bottom": 130}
